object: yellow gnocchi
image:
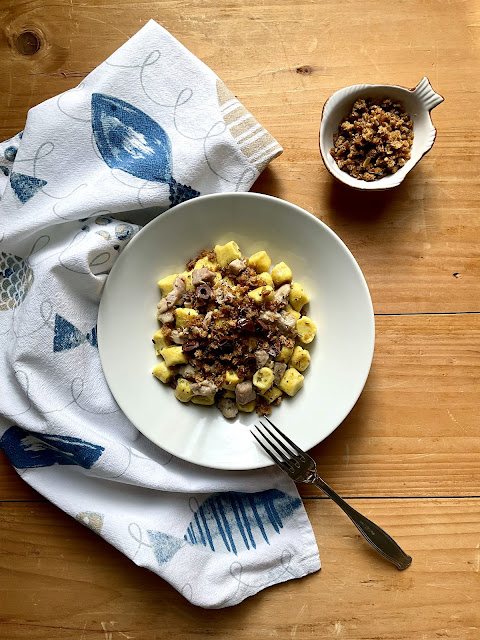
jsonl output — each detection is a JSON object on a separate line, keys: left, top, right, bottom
{"left": 174, "top": 378, "right": 193, "bottom": 403}
{"left": 276, "top": 345, "right": 294, "bottom": 363}
{"left": 248, "top": 285, "right": 274, "bottom": 304}
{"left": 257, "top": 271, "right": 274, "bottom": 287}
{"left": 290, "top": 345, "right": 311, "bottom": 372}
{"left": 152, "top": 361, "right": 174, "bottom": 384}
{"left": 271, "top": 262, "right": 293, "bottom": 287}
{"left": 152, "top": 329, "right": 170, "bottom": 355}
{"left": 194, "top": 256, "right": 218, "bottom": 271}
{"left": 296, "top": 316, "right": 317, "bottom": 344}
{"left": 253, "top": 367, "right": 274, "bottom": 392}
{"left": 160, "top": 346, "right": 188, "bottom": 367}
{"left": 237, "top": 400, "right": 256, "bottom": 413}
{"left": 289, "top": 282, "right": 309, "bottom": 311}
{"left": 157, "top": 273, "right": 179, "bottom": 295}
{"left": 261, "top": 386, "right": 283, "bottom": 404}
{"left": 181, "top": 270, "right": 194, "bottom": 291}
{"left": 214, "top": 241, "right": 241, "bottom": 267}
{"left": 278, "top": 367, "right": 304, "bottom": 397}
{"left": 222, "top": 370, "right": 242, "bottom": 390}
{"left": 192, "top": 395, "right": 215, "bottom": 406}
{"left": 175, "top": 308, "right": 199, "bottom": 328}
{"left": 248, "top": 250, "right": 271, "bottom": 273}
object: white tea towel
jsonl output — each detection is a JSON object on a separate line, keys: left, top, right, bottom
{"left": 0, "top": 20, "right": 320, "bottom": 608}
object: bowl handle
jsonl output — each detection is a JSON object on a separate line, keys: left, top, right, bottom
{"left": 412, "top": 77, "right": 444, "bottom": 111}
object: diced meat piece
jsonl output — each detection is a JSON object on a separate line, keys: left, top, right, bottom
{"left": 170, "top": 329, "right": 188, "bottom": 344}
{"left": 157, "top": 298, "right": 168, "bottom": 313}
{"left": 259, "top": 310, "right": 279, "bottom": 323}
{"left": 254, "top": 349, "right": 270, "bottom": 368}
{"left": 273, "top": 362, "right": 287, "bottom": 385}
{"left": 277, "top": 311, "right": 297, "bottom": 335}
{"left": 274, "top": 283, "right": 291, "bottom": 306}
{"left": 228, "top": 259, "right": 246, "bottom": 275}
{"left": 218, "top": 397, "right": 239, "bottom": 419}
{"left": 177, "top": 364, "right": 196, "bottom": 380}
{"left": 235, "top": 380, "right": 256, "bottom": 405}
{"left": 157, "top": 310, "right": 174, "bottom": 324}
{"left": 190, "top": 380, "right": 217, "bottom": 396}
{"left": 192, "top": 268, "right": 216, "bottom": 286}
{"left": 165, "top": 276, "right": 186, "bottom": 307}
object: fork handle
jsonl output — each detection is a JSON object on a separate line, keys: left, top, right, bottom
{"left": 312, "top": 476, "right": 412, "bottom": 570}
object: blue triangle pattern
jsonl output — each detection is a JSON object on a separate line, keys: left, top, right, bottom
{"left": 147, "top": 531, "right": 184, "bottom": 565}
{"left": 10, "top": 172, "right": 47, "bottom": 204}
{"left": 54, "top": 314, "right": 85, "bottom": 352}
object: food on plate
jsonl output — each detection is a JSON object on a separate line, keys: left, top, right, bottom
{"left": 330, "top": 98, "right": 414, "bottom": 181}
{"left": 152, "top": 242, "right": 316, "bottom": 419}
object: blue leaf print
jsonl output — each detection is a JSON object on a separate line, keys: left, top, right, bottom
{"left": 91, "top": 93, "right": 173, "bottom": 183}
{"left": 91, "top": 94, "right": 200, "bottom": 207}
{"left": 0, "top": 426, "right": 104, "bottom": 469}
{"left": 147, "top": 489, "right": 302, "bottom": 565}
{"left": 53, "top": 314, "right": 97, "bottom": 352}
{"left": 10, "top": 172, "right": 47, "bottom": 204}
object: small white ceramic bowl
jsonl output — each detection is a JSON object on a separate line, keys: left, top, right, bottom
{"left": 98, "top": 193, "right": 375, "bottom": 470}
{"left": 319, "top": 77, "right": 444, "bottom": 190}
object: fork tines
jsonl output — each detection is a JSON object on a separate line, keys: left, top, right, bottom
{"left": 252, "top": 417, "right": 306, "bottom": 471}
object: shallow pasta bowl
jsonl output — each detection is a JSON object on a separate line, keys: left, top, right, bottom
{"left": 319, "top": 77, "right": 444, "bottom": 190}
{"left": 98, "top": 193, "right": 375, "bottom": 470}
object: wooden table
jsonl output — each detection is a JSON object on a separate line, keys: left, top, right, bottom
{"left": 1, "top": 1, "right": 479, "bottom": 638}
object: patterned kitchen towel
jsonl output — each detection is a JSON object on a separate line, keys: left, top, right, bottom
{"left": 0, "top": 19, "right": 319, "bottom": 608}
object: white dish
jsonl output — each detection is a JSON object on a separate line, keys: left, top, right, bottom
{"left": 319, "top": 77, "right": 444, "bottom": 190}
{"left": 98, "top": 193, "right": 375, "bottom": 470}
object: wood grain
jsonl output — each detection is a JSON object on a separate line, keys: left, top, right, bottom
{"left": 1, "top": 313, "right": 478, "bottom": 501}
{"left": 1, "top": 499, "right": 479, "bottom": 639}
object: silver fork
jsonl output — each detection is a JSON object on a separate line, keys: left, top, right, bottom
{"left": 252, "top": 417, "right": 412, "bottom": 570}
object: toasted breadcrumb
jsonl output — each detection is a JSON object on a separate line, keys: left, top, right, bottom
{"left": 330, "top": 98, "right": 414, "bottom": 182}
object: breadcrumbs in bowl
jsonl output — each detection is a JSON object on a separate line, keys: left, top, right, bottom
{"left": 319, "top": 78, "right": 444, "bottom": 191}
{"left": 330, "top": 98, "right": 414, "bottom": 182}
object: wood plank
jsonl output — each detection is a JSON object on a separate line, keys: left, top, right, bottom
{"left": 1, "top": 313, "right": 478, "bottom": 500}
{"left": 0, "top": 1, "right": 479, "bottom": 312}
{"left": 0, "top": 455, "right": 43, "bottom": 502}
{"left": 0, "top": 498, "right": 479, "bottom": 639}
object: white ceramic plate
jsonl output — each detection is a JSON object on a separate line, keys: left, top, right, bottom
{"left": 98, "top": 193, "right": 375, "bottom": 470}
